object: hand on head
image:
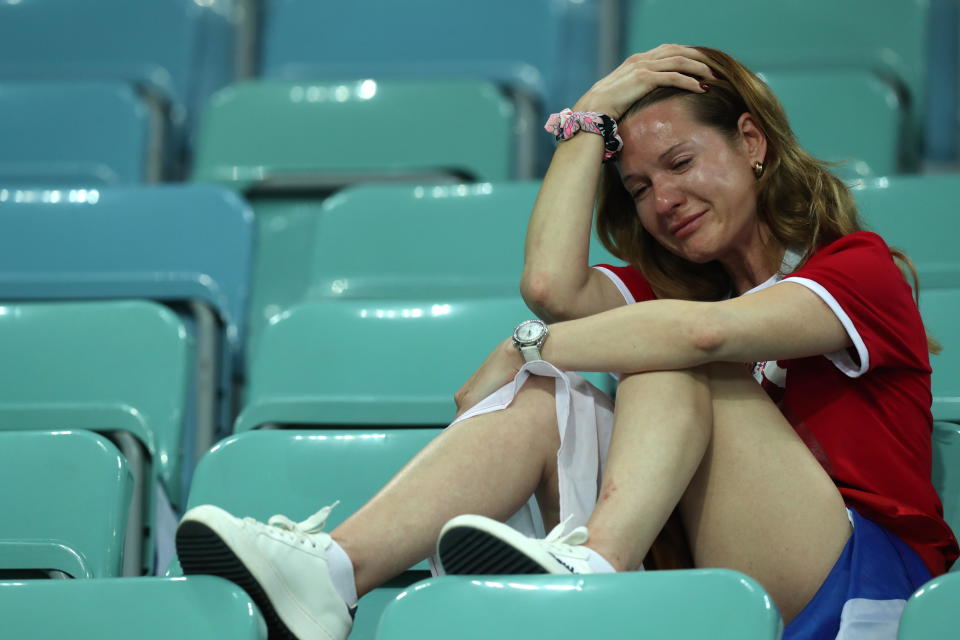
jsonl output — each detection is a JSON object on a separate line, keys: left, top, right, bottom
{"left": 573, "top": 44, "right": 717, "bottom": 121}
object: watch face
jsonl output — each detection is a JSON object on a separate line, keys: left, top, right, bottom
{"left": 515, "top": 320, "right": 544, "bottom": 343}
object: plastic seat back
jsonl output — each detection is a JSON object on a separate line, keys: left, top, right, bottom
{"left": 259, "top": 0, "right": 611, "bottom": 171}
{"left": 0, "top": 185, "right": 254, "bottom": 362}
{"left": 853, "top": 175, "right": 960, "bottom": 420}
{"left": 0, "top": 0, "right": 239, "bottom": 151}
{"left": 0, "top": 82, "right": 154, "bottom": 185}
{"left": 376, "top": 572, "right": 783, "bottom": 639}
{"left": 0, "top": 430, "right": 131, "bottom": 578}
{"left": 311, "top": 182, "right": 620, "bottom": 300}
{"left": 238, "top": 296, "right": 532, "bottom": 431}
{"left": 759, "top": 70, "right": 902, "bottom": 179}
{"left": 0, "top": 576, "right": 265, "bottom": 639}
{"left": 193, "top": 80, "right": 515, "bottom": 189}
{"left": 261, "top": 0, "right": 606, "bottom": 107}
{"left": 624, "top": 0, "right": 928, "bottom": 168}
{"left": 897, "top": 571, "right": 960, "bottom": 639}
{"left": 185, "top": 429, "right": 439, "bottom": 638}
{"left": 0, "top": 301, "right": 192, "bottom": 506}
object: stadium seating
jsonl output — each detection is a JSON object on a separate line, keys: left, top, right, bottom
{"left": 0, "top": 185, "right": 255, "bottom": 449}
{"left": 311, "top": 182, "right": 619, "bottom": 299}
{"left": 933, "top": 421, "right": 960, "bottom": 539}
{"left": 258, "top": 0, "right": 615, "bottom": 173}
{"left": 238, "top": 297, "right": 532, "bottom": 431}
{"left": 0, "top": 576, "right": 266, "bottom": 639}
{"left": 852, "top": 175, "right": 960, "bottom": 421}
{"left": 180, "top": 429, "right": 440, "bottom": 639}
{"left": 897, "top": 571, "right": 960, "bottom": 639}
{"left": 375, "top": 571, "right": 783, "bottom": 639}
{"left": 0, "top": 430, "right": 131, "bottom": 579}
{"left": 624, "top": 0, "right": 929, "bottom": 170}
{"left": 0, "top": 82, "right": 156, "bottom": 185}
{"left": 0, "top": 0, "right": 240, "bottom": 171}
{"left": 242, "top": 181, "right": 621, "bottom": 381}
{"left": 758, "top": 71, "right": 902, "bottom": 179}
{"left": 192, "top": 82, "right": 517, "bottom": 365}
{"left": 0, "top": 300, "right": 192, "bottom": 574}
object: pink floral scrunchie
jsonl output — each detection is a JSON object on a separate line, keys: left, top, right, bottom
{"left": 544, "top": 108, "right": 623, "bottom": 161}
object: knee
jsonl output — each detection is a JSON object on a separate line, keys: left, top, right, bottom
{"left": 616, "top": 368, "right": 716, "bottom": 422}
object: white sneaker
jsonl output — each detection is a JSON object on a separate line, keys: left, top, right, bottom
{"left": 176, "top": 502, "right": 353, "bottom": 640}
{"left": 436, "top": 515, "right": 594, "bottom": 575}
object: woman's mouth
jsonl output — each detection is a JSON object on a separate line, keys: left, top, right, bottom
{"left": 671, "top": 211, "right": 707, "bottom": 239}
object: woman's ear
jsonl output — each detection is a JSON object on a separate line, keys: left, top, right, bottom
{"left": 737, "top": 112, "right": 767, "bottom": 165}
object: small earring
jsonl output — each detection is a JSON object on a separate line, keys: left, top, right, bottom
{"left": 752, "top": 161, "right": 764, "bottom": 178}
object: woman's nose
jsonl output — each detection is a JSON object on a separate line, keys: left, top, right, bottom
{"left": 653, "top": 179, "right": 685, "bottom": 215}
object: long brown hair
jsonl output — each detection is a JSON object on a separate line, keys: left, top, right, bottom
{"left": 596, "top": 46, "right": 939, "bottom": 353}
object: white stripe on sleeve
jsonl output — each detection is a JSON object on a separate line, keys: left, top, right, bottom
{"left": 781, "top": 276, "right": 870, "bottom": 378}
{"left": 592, "top": 266, "right": 636, "bottom": 305}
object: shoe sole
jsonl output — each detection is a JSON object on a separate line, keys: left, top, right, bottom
{"left": 437, "top": 522, "right": 562, "bottom": 575}
{"left": 176, "top": 519, "right": 297, "bottom": 640}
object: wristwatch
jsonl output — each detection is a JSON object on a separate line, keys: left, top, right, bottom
{"left": 512, "top": 319, "right": 549, "bottom": 362}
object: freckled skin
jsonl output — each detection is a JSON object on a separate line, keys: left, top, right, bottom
{"left": 617, "top": 98, "right": 781, "bottom": 293}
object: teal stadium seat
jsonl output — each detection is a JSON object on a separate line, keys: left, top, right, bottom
{"left": 191, "top": 82, "right": 518, "bottom": 366}
{"left": 0, "top": 82, "right": 156, "bottom": 185}
{"left": 897, "top": 571, "right": 960, "bottom": 639}
{"left": 0, "top": 185, "right": 255, "bottom": 452}
{"left": 933, "top": 422, "right": 960, "bottom": 541}
{"left": 193, "top": 80, "right": 516, "bottom": 189}
{"left": 181, "top": 429, "right": 440, "bottom": 640}
{"left": 852, "top": 176, "right": 960, "bottom": 421}
{"left": 312, "top": 182, "right": 619, "bottom": 299}
{"left": 0, "top": 301, "right": 192, "bottom": 574}
{"left": 299, "top": 181, "right": 621, "bottom": 394}
{"left": 237, "top": 296, "right": 550, "bottom": 431}
{"left": 758, "top": 71, "right": 902, "bottom": 180}
{"left": 0, "top": 576, "right": 266, "bottom": 639}
{"left": 258, "top": 0, "right": 615, "bottom": 173}
{"left": 0, "top": 0, "right": 241, "bottom": 169}
{"left": 241, "top": 181, "right": 620, "bottom": 368}
{"left": 625, "top": 0, "right": 929, "bottom": 171}
{"left": 0, "top": 431, "right": 131, "bottom": 579}
{"left": 375, "top": 572, "right": 783, "bottom": 639}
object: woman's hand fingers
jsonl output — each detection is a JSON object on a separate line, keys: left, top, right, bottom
{"left": 647, "top": 55, "right": 716, "bottom": 82}
{"left": 640, "top": 44, "right": 716, "bottom": 75}
{"left": 574, "top": 44, "right": 716, "bottom": 120}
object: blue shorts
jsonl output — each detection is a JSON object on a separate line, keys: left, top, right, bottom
{"left": 785, "top": 508, "right": 932, "bottom": 640}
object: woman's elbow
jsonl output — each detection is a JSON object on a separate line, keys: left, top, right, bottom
{"left": 520, "top": 271, "right": 571, "bottom": 322}
{"left": 689, "top": 305, "right": 728, "bottom": 363}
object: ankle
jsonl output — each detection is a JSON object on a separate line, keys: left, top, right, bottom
{"left": 584, "top": 542, "right": 633, "bottom": 572}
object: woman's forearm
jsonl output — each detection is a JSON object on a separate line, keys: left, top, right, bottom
{"left": 540, "top": 299, "right": 722, "bottom": 374}
{"left": 521, "top": 133, "right": 605, "bottom": 319}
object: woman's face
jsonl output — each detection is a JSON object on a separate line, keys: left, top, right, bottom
{"left": 617, "top": 97, "right": 766, "bottom": 266}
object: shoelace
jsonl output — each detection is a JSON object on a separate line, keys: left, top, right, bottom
{"left": 243, "top": 501, "right": 339, "bottom": 548}
{"left": 542, "top": 514, "right": 589, "bottom": 551}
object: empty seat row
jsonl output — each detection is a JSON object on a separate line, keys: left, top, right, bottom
{"left": 2, "top": 568, "right": 955, "bottom": 640}
{"left": 1, "top": 0, "right": 955, "bottom": 187}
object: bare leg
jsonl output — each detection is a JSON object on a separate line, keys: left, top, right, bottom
{"left": 332, "top": 375, "right": 561, "bottom": 597}
{"left": 584, "top": 364, "right": 850, "bottom": 623}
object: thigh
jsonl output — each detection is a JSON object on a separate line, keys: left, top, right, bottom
{"left": 679, "top": 362, "right": 852, "bottom": 624}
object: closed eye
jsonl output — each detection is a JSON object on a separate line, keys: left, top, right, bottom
{"left": 630, "top": 184, "right": 648, "bottom": 201}
{"left": 672, "top": 157, "right": 692, "bottom": 171}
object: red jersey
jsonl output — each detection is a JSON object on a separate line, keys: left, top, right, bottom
{"left": 595, "top": 231, "right": 959, "bottom": 576}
